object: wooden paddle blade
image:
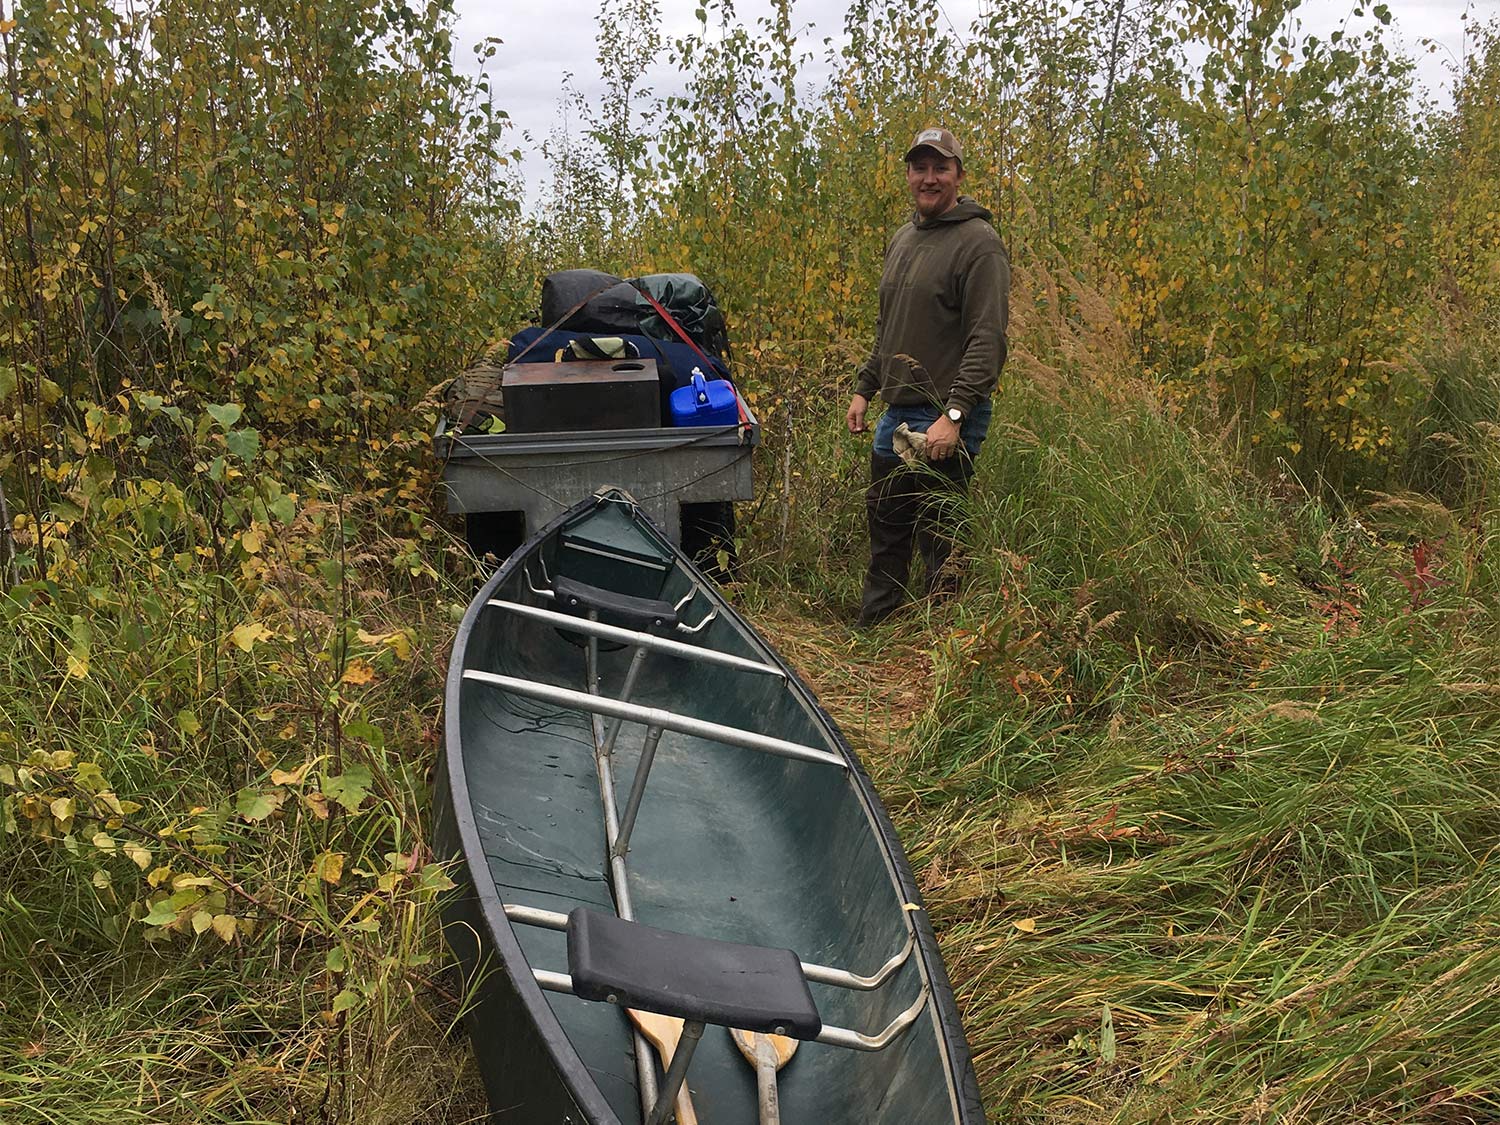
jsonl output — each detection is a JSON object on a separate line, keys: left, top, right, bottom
{"left": 628, "top": 1010, "right": 699, "bottom": 1125}
{"left": 630, "top": 1008, "right": 684, "bottom": 1056}
{"left": 730, "top": 1027, "right": 799, "bottom": 1068}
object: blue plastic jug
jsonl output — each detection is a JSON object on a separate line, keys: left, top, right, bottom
{"left": 669, "top": 368, "right": 739, "bottom": 427}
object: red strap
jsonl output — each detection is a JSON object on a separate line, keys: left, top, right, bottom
{"left": 632, "top": 283, "right": 716, "bottom": 368}
{"left": 633, "top": 284, "right": 750, "bottom": 432}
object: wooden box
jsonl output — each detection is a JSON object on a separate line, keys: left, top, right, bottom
{"left": 501, "top": 359, "right": 660, "bottom": 433}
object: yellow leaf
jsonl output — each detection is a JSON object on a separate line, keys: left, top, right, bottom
{"left": 50, "top": 797, "right": 75, "bottom": 822}
{"left": 92, "top": 831, "right": 117, "bottom": 854}
{"left": 241, "top": 528, "right": 263, "bottom": 554}
{"left": 123, "top": 842, "right": 152, "bottom": 870}
{"left": 192, "top": 910, "right": 214, "bottom": 935}
{"left": 66, "top": 651, "right": 89, "bottom": 678}
{"left": 1013, "top": 917, "right": 1037, "bottom": 933}
{"left": 231, "top": 621, "right": 274, "bottom": 652}
{"left": 313, "top": 851, "right": 345, "bottom": 885}
{"left": 341, "top": 659, "right": 376, "bottom": 686}
{"left": 270, "top": 762, "right": 312, "bottom": 786}
{"left": 357, "top": 629, "right": 411, "bottom": 661}
{"left": 212, "top": 914, "right": 237, "bottom": 943}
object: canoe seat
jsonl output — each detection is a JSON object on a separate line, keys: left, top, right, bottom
{"left": 554, "top": 576, "right": 681, "bottom": 631}
{"left": 566, "top": 908, "right": 823, "bottom": 1040}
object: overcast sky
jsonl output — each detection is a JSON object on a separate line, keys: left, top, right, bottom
{"left": 451, "top": 0, "right": 1485, "bottom": 201}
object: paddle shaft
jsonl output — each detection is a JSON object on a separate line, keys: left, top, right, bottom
{"left": 731, "top": 1028, "right": 797, "bottom": 1125}
{"left": 753, "top": 1036, "right": 781, "bottom": 1124}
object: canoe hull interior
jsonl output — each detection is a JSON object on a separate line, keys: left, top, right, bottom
{"left": 438, "top": 494, "right": 985, "bottom": 1124}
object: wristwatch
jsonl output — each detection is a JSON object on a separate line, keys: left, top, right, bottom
{"left": 946, "top": 407, "right": 963, "bottom": 424}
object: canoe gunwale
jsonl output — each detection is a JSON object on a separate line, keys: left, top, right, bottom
{"left": 441, "top": 489, "right": 987, "bottom": 1124}
{"left": 443, "top": 496, "right": 630, "bottom": 1125}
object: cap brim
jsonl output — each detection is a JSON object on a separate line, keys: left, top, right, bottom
{"left": 904, "top": 143, "right": 959, "bottom": 162}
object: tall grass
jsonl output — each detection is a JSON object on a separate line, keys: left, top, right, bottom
{"left": 756, "top": 370, "right": 1500, "bottom": 1122}
{"left": 0, "top": 484, "right": 488, "bottom": 1123}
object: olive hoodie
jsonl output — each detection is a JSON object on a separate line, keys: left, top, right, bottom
{"left": 853, "top": 197, "right": 1009, "bottom": 419}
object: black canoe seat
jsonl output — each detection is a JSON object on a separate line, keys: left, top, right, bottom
{"left": 566, "top": 908, "right": 823, "bottom": 1040}
{"left": 553, "top": 575, "right": 681, "bottom": 631}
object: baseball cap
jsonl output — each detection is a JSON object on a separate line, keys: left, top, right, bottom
{"left": 904, "top": 126, "right": 963, "bottom": 162}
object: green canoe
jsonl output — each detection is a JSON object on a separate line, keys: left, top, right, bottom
{"left": 435, "top": 490, "right": 985, "bottom": 1124}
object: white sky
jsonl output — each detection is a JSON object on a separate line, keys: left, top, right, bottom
{"left": 452, "top": 0, "right": 1488, "bottom": 200}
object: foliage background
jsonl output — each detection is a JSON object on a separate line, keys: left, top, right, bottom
{"left": 2, "top": 0, "right": 1499, "bottom": 1119}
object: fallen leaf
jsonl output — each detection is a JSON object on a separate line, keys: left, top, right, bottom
{"left": 340, "top": 659, "right": 376, "bottom": 686}
{"left": 270, "top": 762, "right": 312, "bottom": 786}
{"left": 1013, "top": 917, "right": 1037, "bottom": 933}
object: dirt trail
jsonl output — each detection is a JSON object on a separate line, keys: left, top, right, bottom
{"left": 746, "top": 602, "right": 936, "bottom": 759}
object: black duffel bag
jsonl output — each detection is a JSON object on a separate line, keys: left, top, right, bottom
{"left": 540, "top": 269, "right": 642, "bottom": 336}
{"left": 540, "top": 269, "right": 730, "bottom": 359}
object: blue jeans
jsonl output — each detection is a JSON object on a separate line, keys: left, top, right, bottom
{"left": 858, "top": 399, "right": 991, "bottom": 626}
{"left": 872, "top": 399, "right": 992, "bottom": 459}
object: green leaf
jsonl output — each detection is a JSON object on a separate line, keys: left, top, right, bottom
{"left": 143, "top": 900, "right": 179, "bottom": 926}
{"left": 1099, "top": 1004, "right": 1117, "bottom": 1064}
{"left": 331, "top": 988, "right": 360, "bottom": 1014}
{"left": 326, "top": 946, "right": 346, "bottom": 973}
{"left": 268, "top": 494, "right": 297, "bottom": 524}
{"left": 224, "top": 427, "right": 261, "bottom": 461}
{"left": 205, "top": 402, "right": 243, "bottom": 429}
{"left": 321, "top": 765, "right": 373, "bottom": 813}
{"left": 343, "top": 721, "right": 384, "bottom": 749}
{"left": 235, "top": 788, "right": 280, "bottom": 823}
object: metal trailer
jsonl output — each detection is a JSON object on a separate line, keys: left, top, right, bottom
{"left": 434, "top": 411, "right": 760, "bottom": 547}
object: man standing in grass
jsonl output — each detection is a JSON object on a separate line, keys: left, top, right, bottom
{"left": 846, "top": 126, "right": 1010, "bottom": 627}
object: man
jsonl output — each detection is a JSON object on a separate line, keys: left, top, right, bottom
{"left": 847, "top": 126, "right": 1010, "bottom": 626}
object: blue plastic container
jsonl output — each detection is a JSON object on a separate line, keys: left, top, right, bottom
{"left": 669, "top": 368, "right": 739, "bottom": 427}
